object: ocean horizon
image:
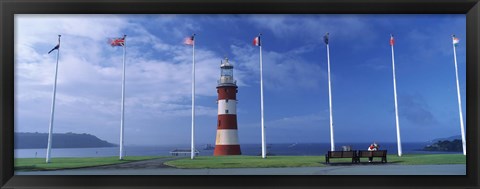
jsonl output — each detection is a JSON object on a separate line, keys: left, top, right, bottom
{"left": 14, "top": 142, "right": 462, "bottom": 158}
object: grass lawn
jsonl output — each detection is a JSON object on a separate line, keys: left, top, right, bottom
{"left": 165, "top": 154, "right": 466, "bottom": 169}
{"left": 15, "top": 156, "right": 167, "bottom": 171}
{"left": 387, "top": 154, "right": 466, "bottom": 165}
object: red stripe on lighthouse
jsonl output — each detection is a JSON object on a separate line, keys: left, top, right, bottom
{"left": 217, "top": 86, "right": 237, "bottom": 100}
{"left": 218, "top": 115, "right": 238, "bottom": 130}
{"left": 214, "top": 145, "right": 241, "bottom": 156}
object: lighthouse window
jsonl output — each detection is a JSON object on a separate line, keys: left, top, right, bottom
{"left": 225, "top": 110, "right": 229, "bottom": 114}
{"left": 221, "top": 68, "right": 233, "bottom": 76}
{"left": 226, "top": 99, "right": 229, "bottom": 103}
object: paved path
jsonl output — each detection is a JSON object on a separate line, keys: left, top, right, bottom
{"left": 16, "top": 160, "right": 465, "bottom": 175}
{"left": 80, "top": 157, "right": 183, "bottom": 170}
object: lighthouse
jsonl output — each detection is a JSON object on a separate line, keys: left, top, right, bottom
{"left": 214, "top": 58, "right": 241, "bottom": 156}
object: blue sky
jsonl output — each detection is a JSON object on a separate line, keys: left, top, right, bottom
{"left": 14, "top": 14, "right": 466, "bottom": 146}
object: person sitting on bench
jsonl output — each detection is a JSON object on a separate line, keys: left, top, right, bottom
{"left": 367, "top": 142, "right": 379, "bottom": 162}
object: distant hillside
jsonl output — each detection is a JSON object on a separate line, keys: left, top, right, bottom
{"left": 423, "top": 135, "right": 463, "bottom": 152}
{"left": 15, "top": 132, "right": 118, "bottom": 149}
{"left": 428, "top": 135, "right": 462, "bottom": 143}
{"left": 423, "top": 139, "right": 462, "bottom": 152}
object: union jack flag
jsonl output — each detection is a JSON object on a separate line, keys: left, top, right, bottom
{"left": 109, "top": 35, "right": 126, "bottom": 47}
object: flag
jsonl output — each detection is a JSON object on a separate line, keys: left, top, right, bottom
{"left": 184, "top": 35, "right": 194, "bottom": 45}
{"left": 109, "top": 37, "right": 125, "bottom": 47}
{"left": 48, "top": 44, "right": 59, "bottom": 54}
{"left": 390, "top": 35, "right": 395, "bottom": 46}
{"left": 453, "top": 37, "right": 460, "bottom": 46}
{"left": 253, "top": 36, "right": 261, "bottom": 46}
{"left": 324, "top": 33, "right": 329, "bottom": 45}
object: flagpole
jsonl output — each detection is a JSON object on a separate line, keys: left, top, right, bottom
{"left": 390, "top": 34, "right": 402, "bottom": 157}
{"left": 46, "top": 35, "right": 61, "bottom": 163}
{"left": 119, "top": 35, "right": 127, "bottom": 160}
{"left": 191, "top": 34, "right": 196, "bottom": 160}
{"left": 259, "top": 34, "right": 266, "bottom": 159}
{"left": 452, "top": 35, "right": 466, "bottom": 156}
{"left": 325, "top": 33, "right": 335, "bottom": 151}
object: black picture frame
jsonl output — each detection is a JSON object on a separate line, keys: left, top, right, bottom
{"left": 1, "top": 0, "right": 479, "bottom": 188}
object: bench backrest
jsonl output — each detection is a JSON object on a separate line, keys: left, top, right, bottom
{"left": 342, "top": 151, "right": 355, "bottom": 157}
{"left": 358, "top": 150, "right": 387, "bottom": 157}
{"left": 372, "top": 150, "right": 386, "bottom": 156}
{"left": 329, "top": 151, "right": 343, "bottom": 158}
{"left": 328, "top": 151, "right": 355, "bottom": 158}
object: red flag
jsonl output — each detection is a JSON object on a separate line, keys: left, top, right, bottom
{"left": 109, "top": 37, "right": 125, "bottom": 47}
{"left": 253, "top": 36, "right": 261, "bottom": 46}
{"left": 390, "top": 35, "right": 395, "bottom": 46}
{"left": 184, "top": 35, "right": 194, "bottom": 45}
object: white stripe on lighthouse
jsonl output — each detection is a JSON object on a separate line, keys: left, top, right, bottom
{"left": 215, "top": 129, "right": 240, "bottom": 145}
{"left": 217, "top": 99, "right": 237, "bottom": 115}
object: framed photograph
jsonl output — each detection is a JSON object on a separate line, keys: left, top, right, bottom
{"left": 1, "top": 0, "right": 479, "bottom": 188}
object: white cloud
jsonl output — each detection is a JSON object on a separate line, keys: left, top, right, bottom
{"left": 231, "top": 43, "right": 326, "bottom": 91}
{"left": 14, "top": 15, "right": 222, "bottom": 144}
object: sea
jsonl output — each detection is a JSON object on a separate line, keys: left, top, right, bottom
{"left": 14, "top": 142, "right": 461, "bottom": 158}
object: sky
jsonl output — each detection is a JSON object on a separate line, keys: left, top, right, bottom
{"left": 14, "top": 14, "right": 466, "bottom": 147}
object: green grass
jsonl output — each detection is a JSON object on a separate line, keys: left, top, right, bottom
{"left": 164, "top": 156, "right": 325, "bottom": 169}
{"left": 165, "top": 154, "right": 466, "bottom": 169}
{"left": 387, "top": 154, "right": 466, "bottom": 165}
{"left": 15, "top": 156, "right": 167, "bottom": 171}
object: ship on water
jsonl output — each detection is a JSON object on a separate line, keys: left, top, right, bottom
{"left": 203, "top": 144, "right": 214, "bottom": 150}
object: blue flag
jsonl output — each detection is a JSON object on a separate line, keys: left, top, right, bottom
{"left": 48, "top": 44, "right": 60, "bottom": 54}
{"left": 324, "top": 33, "right": 329, "bottom": 45}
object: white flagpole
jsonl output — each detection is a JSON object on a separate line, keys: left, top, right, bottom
{"left": 259, "top": 34, "right": 266, "bottom": 159}
{"left": 46, "top": 35, "right": 61, "bottom": 163}
{"left": 452, "top": 35, "right": 466, "bottom": 156}
{"left": 390, "top": 34, "right": 402, "bottom": 157}
{"left": 191, "top": 34, "right": 196, "bottom": 160}
{"left": 119, "top": 35, "right": 127, "bottom": 160}
{"left": 326, "top": 33, "right": 335, "bottom": 151}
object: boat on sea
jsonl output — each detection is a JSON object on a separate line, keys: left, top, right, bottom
{"left": 203, "top": 144, "right": 214, "bottom": 150}
{"left": 288, "top": 142, "right": 298, "bottom": 148}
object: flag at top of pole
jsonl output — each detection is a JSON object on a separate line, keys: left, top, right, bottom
{"left": 253, "top": 33, "right": 266, "bottom": 159}
{"left": 48, "top": 43, "right": 60, "bottom": 54}
{"left": 184, "top": 35, "right": 195, "bottom": 46}
{"left": 451, "top": 34, "right": 466, "bottom": 155}
{"left": 453, "top": 36, "right": 460, "bottom": 46}
{"left": 390, "top": 35, "right": 395, "bottom": 46}
{"left": 253, "top": 36, "right": 261, "bottom": 46}
{"left": 109, "top": 35, "right": 126, "bottom": 47}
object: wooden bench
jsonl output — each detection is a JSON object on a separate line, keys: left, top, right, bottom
{"left": 325, "top": 151, "right": 357, "bottom": 164}
{"left": 356, "top": 150, "right": 387, "bottom": 163}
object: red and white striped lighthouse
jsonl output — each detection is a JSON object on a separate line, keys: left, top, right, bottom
{"left": 214, "top": 58, "right": 241, "bottom": 156}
